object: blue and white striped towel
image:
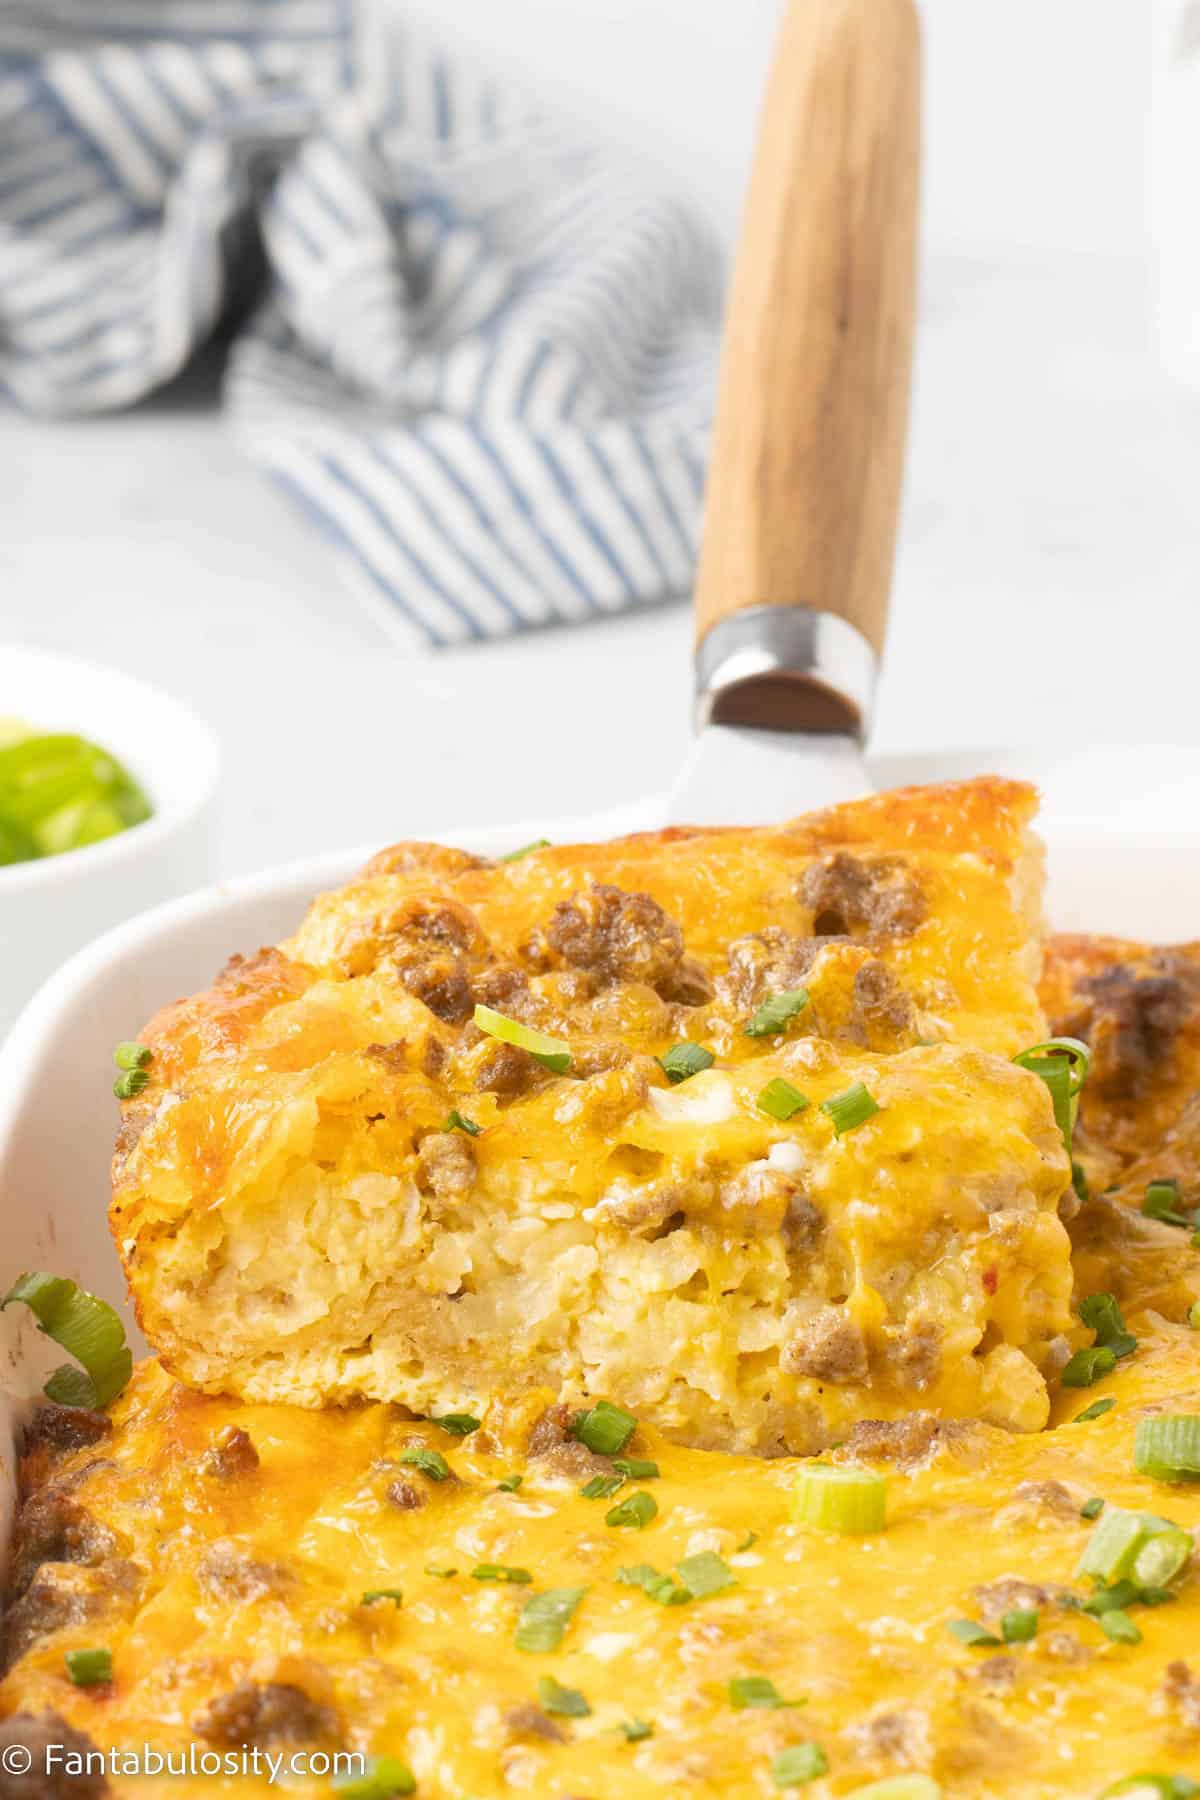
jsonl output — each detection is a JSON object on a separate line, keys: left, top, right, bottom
{"left": 0, "top": 1, "right": 722, "bottom": 645}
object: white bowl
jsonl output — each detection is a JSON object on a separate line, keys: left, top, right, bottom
{"left": 0, "top": 649, "right": 220, "bottom": 1035}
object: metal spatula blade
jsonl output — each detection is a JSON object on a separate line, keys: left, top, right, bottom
{"left": 668, "top": 0, "right": 920, "bottom": 828}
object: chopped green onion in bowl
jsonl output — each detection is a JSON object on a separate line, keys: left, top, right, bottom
{"left": 0, "top": 725, "right": 152, "bottom": 867}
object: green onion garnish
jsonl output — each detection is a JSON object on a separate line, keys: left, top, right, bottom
{"left": 581, "top": 1474, "right": 625, "bottom": 1500}
{"left": 572, "top": 1399, "right": 637, "bottom": 1455}
{"left": 1143, "top": 1179, "right": 1189, "bottom": 1227}
{"left": 1075, "top": 1397, "right": 1116, "bottom": 1423}
{"left": 113, "top": 1042, "right": 151, "bottom": 1071}
{"left": 397, "top": 1447, "right": 451, "bottom": 1481}
{"left": 1013, "top": 1036, "right": 1090, "bottom": 1153}
{"left": 745, "top": 989, "right": 809, "bottom": 1038}
{"left": 946, "top": 1619, "right": 1001, "bottom": 1648}
{"left": 619, "top": 1719, "right": 653, "bottom": 1742}
{"left": 471, "top": 1563, "right": 532, "bottom": 1584}
{"left": 737, "top": 1530, "right": 759, "bottom": 1553}
{"left": 1079, "top": 1292, "right": 1137, "bottom": 1359}
{"left": 1189, "top": 1301, "right": 1200, "bottom": 1330}
{"left": 362, "top": 1589, "right": 403, "bottom": 1607}
{"left": 497, "top": 1473, "right": 523, "bottom": 1492}
{"left": 605, "top": 1490, "right": 657, "bottom": 1530}
{"left": 729, "top": 1676, "right": 803, "bottom": 1710}
{"left": 433, "top": 1412, "right": 480, "bottom": 1436}
{"left": 771, "top": 1742, "right": 828, "bottom": 1787}
{"left": 331, "top": 1756, "right": 416, "bottom": 1799}
{"left": 616, "top": 1563, "right": 690, "bottom": 1606}
{"left": 514, "top": 1586, "right": 586, "bottom": 1653}
{"left": 1, "top": 1272, "right": 132, "bottom": 1409}
{"left": 424, "top": 1565, "right": 456, "bottom": 1578}
{"left": 657, "top": 1042, "right": 715, "bottom": 1084}
{"left": 1134, "top": 1416, "right": 1200, "bottom": 1483}
{"left": 1102, "top": 1777, "right": 1200, "bottom": 1799}
{"left": 675, "top": 1551, "right": 734, "bottom": 1598}
{"left": 791, "top": 1463, "right": 886, "bottom": 1534}
{"left": 499, "top": 839, "right": 551, "bottom": 862}
{"left": 443, "top": 1110, "right": 481, "bottom": 1136}
{"left": 537, "top": 1674, "right": 590, "bottom": 1717}
{"left": 612, "top": 1456, "right": 659, "bottom": 1479}
{"left": 819, "top": 1082, "right": 880, "bottom": 1137}
{"left": 757, "top": 1078, "right": 810, "bottom": 1122}
{"left": 1078, "top": 1506, "right": 1191, "bottom": 1586}
{"left": 473, "top": 1003, "right": 572, "bottom": 1074}
{"left": 1061, "top": 1345, "right": 1117, "bottom": 1388}
{"left": 1081, "top": 1497, "right": 1105, "bottom": 1520}
{"left": 1001, "top": 1608, "right": 1038, "bottom": 1643}
{"left": 1100, "top": 1608, "right": 1142, "bottom": 1645}
{"left": 113, "top": 1068, "right": 150, "bottom": 1100}
{"left": 64, "top": 1648, "right": 112, "bottom": 1687}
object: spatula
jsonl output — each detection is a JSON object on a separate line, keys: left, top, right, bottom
{"left": 669, "top": 0, "right": 920, "bottom": 827}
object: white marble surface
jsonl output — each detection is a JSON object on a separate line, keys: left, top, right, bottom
{"left": 4, "top": 249, "right": 1199, "bottom": 877}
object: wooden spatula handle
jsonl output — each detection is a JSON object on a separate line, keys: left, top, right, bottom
{"left": 694, "top": 0, "right": 920, "bottom": 734}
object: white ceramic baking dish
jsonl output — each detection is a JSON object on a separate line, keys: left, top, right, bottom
{"left": 2, "top": 743, "right": 1199, "bottom": 1549}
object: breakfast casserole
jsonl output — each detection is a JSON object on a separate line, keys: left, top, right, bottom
{"left": 4, "top": 782, "right": 1200, "bottom": 1799}
{"left": 107, "top": 779, "right": 1076, "bottom": 1452}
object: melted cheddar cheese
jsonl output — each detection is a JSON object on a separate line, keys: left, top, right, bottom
{"left": 2, "top": 1320, "right": 1199, "bottom": 1800}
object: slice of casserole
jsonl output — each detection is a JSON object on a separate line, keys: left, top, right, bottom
{"left": 109, "top": 778, "right": 1075, "bottom": 1452}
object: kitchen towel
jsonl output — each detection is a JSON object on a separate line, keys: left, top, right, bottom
{"left": 0, "top": 1, "right": 722, "bottom": 645}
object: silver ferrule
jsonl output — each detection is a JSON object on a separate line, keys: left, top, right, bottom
{"left": 694, "top": 605, "right": 878, "bottom": 739}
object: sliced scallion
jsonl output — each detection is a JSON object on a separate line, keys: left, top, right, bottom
{"left": 675, "top": 1551, "right": 734, "bottom": 1598}
{"left": 1013, "top": 1037, "right": 1090, "bottom": 1152}
{"left": 605, "top": 1490, "right": 657, "bottom": 1530}
{"left": 1081, "top": 1497, "right": 1105, "bottom": 1520}
{"left": 1079, "top": 1292, "right": 1137, "bottom": 1359}
{"left": 113, "top": 1068, "right": 150, "bottom": 1100}
{"left": 1143, "top": 1179, "right": 1188, "bottom": 1227}
{"left": 64, "top": 1648, "right": 112, "bottom": 1687}
{"left": 433, "top": 1412, "right": 480, "bottom": 1436}
{"left": 619, "top": 1718, "right": 653, "bottom": 1742}
{"left": 331, "top": 1756, "right": 416, "bottom": 1799}
{"left": 658, "top": 1042, "right": 715, "bottom": 1084}
{"left": 1134, "top": 1416, "right": 1200, "bottom": 1483}
{"left": 471, "top": 1563, "right": 532, "bottom": 1584}
{"left": 730, "top": 1675, "right": 803, "bottom": 1710}
{"left": 361, "top": 1589, "right": 403, "bottom": 1607}
{"left": 537, "top": 1673, "right": 590, "bottom": 1717}
{"left": 499, "top": 839, "right": 551, "bottom": 862}
{"left": 791, "top": 1463, "right": 886, "bottom": 1534}
{"left": 745, "top": 990, "right": 809, "bottom": 1039}
{"left": 1100, "top": 1608, "right": 1142, "bottom": 1645}
{"left": 1074, "top": 1397, "right": 1116, "bottom": 1424}
{"left": 113, "top": 1041, "right": 151, "bottom": 1070}
{"left": 443, "top": 1110, "right": 481, "bottom": 1136}
{"left": 473, "top": 1003, "right": 572, "bottom": 1074}
{"left": 572, "top": 1399, "right": 637, "bottom": 1455}
{"left": 1061, "top": 1345, "right": 1117, "bottom": 1389}
{"left": 757, "top": 1078, "right": 810, "bottom": 1122}
{"left": 612, "top": 1456, "right": 659, "bottom": 1480}
{"left": 397, "top": 1447, "right": 451, "bottom": 1481}
{"left": 580, "top": 1474, "right": 624, "bottom": 1500}
{"left": 946, "top": 1618, "right": 1001, "bottom": 1648}
{"left": 616, "top": 1563, "right": 689, "bottom": 1606}
{"left": 514, "top": 1586, "right": 586, "bottom": 1652}
{"left": 1001, "top": 1608, "right": 1038, "bottom": 1643}
{"left": 820, "top": 1082, "right": 880, "bottom": 1137}
{"left": 2, "top": 1272, "right": 132, "bottom": 1409}
{"left": 771, "top": 1742, "right": 828, "bottom": 1787}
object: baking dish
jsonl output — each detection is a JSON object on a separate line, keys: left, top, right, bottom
{"left": 1, "top": 742, "right": 1199, "bottom": 1546}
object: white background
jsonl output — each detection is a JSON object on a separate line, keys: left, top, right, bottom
{"left": 4, "top": 0, "right": 1199, "bottom": 876}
